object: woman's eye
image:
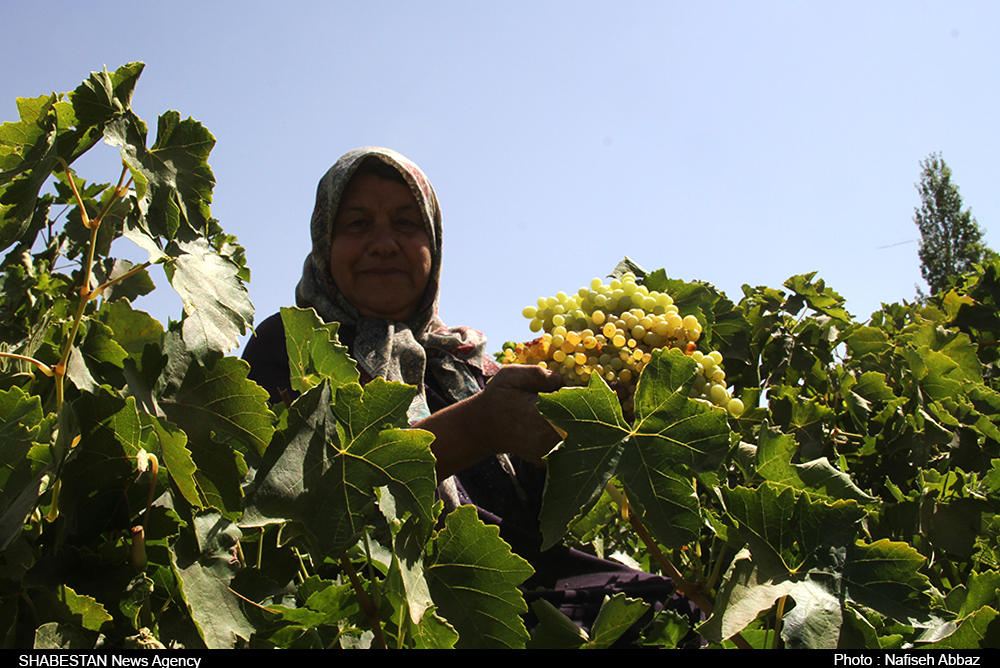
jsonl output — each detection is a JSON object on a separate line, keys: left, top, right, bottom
{"left": 396, "top": 219, "right": 420, "bottom": 231}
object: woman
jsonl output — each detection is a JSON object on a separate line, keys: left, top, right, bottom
{"left": 243, "top": 147, "right": 693, "bottom": 640}
{"left": 242, "top": 147, "right": 563, "bottom": 482}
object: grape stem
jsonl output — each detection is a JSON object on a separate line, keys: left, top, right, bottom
{"left": 604, "top": 482, "right": 753, "bottom": 649}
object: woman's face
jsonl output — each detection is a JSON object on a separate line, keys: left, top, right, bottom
{"left": 329, "top": 171, "right": 433, "bottom": 321}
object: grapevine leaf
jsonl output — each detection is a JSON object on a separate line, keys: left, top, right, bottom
{"left": 242, "top": 380, "right": 436, "bottom": 557}
{"left": 0, "top": 94, "right": 60, "bottom": 252}
{"left": 784, "top": 272, "right": 852, "bottom": 322}
{"left": 98, "top": 299, "right": 164, "bottom": 362}
{"left": 843, "top": 539, "right": 934, "bottom": 625}
{"left": 280, "top": 305, "right": 359, "bottom": 394}
{"left": 586, "top": 593, "right": 650, "bottom": 649}
{"left": 144, "top": 414, "right": 202, "bottom": 511}
{"left": 170, "top": 510, "right": 256, "bottom": 648}
{"left": 537, "top": 372, "right": 629, "bottom": 551}
{"left": 323, "top": 379, "right": 436, "bottom": 547}
{"left": 609, "top": 256, "right": 647, "bottom": 280}
{"left": 539, "top": 349, "right": 729, "bottom": 551}
{"left": 526, "top": 599, "right": 588, "bottom": 649}
{"left": 68, "top": 63, "right": 144, "bottom": 131}
{"left": 755, "top": 423, "right": 875, "bottom": 502}
{"left": 411, "top": 608, "right": 460, "bottom": 649}
{"left": 724, "top": 483, "right": 866, "bottom": 575}
{"left": 104, "top": 106, "right": 214, "bottom": 241}
{"left": 778, "top": 573, "right": 843, "bottom": 650}
{"left": 701, "top": 549, "right": 841, "bottom": 649}
{"left": 32, "top": 623, "right": 96, "bottom": 650}
{"left": 191, "top": 439, "right": 247, "bottom": 522}
{"left": 846, "top": 326, "right": 891, "bottom": 361}
{"left": 147, "top": 399, "right": 245, "bottom": 520}
{"left": 958, "top": 570, "right": 1000, "bottom": 619}
{"left": 426, "top": 505, "right": 533, "bottom": 649}
{"left": 53, "top": 585, "right": 113, "bottom": 633}
{"left": 619, "top": 349, "right": 729, "bottom": 549}
{"left": 620, "top": 465, "right": 702, "bottom": 551}
{"left": 903, "top": 347, "right": 971, "bottom": 401}
{"left": 159, "top": 354, "right": 274, "bottom": 458}
{"left": 142, "top": 111, "right": 216, "bottom": 239}
{"left": 0, "top": 387, "right": 46, "bottom": 550}
{"left": 389, "top": 515, "right": 435, "bottom": 626}
{"left": 164, "top": 237, "right": 254, "bottom": 361}
{"left": 920, "top": 606, "right": 1000, "bottom": 649}
{"left": 93, "top": 258, "right": 156, "bottom": 303}
{"left": 240, "top": 384, "right": 339, "bottom": 545}
{"left": 60, "top": 390, "right": 143, "bottom": 535}
{"left": 0, "top": 386, "right": 43, "bottom": 496}
{"left": 630, "top": 348, "right": 730, "bottom": 472}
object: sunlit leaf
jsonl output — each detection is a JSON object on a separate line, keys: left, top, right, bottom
{"left": 281, "top": 305, "right": 359, "bottom": 394}
{"left": 426, "top": 505, "right": 533, "bottom": 649}
{"left": 164, "top": 237, "right": 254, "bottom": 360}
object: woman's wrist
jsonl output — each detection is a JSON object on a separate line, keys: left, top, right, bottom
{"left": 415, "top": 393, "right": 497, "bottom": 480}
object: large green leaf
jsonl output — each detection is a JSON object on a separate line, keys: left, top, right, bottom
{"left": 537, "top": 372, "right": 629, "bottom": 550}
{"left": 142, "top": 111, "right": 215, "bottom": 239}
{"left": 319, "top": 380, "right": 435, "bottom": 554}
{"left": 539, "top": 348, "right": 730, "bottom": 550}
{"left": 842, "top": 539, "right": 934, "bottom": 625}
{"left": 242, "top": 380, "right": 435, "bottom": 557}
{"left": 784, "top": 272, "right": 852, "bottom": 322}
{"left": 700, "top": 549, "right": 842, "bottom": 649}
{"left": 586, "top": 593, "right": 650, "bottom": 649}
{"left": 921, "top": 607, "right": 1000, "bottom": 649}
{"left": 0, "top": 95, "right": 61, "bottom": 252}
{"left": 724, "top": 483, "right": 866, "bottom": 575}
{"left": 56, "top": 391, "right": 148, "bottom": 537}
{"left": 0, "top": 387, "right": 48, "bottom": 551}
{"left": 164, "top": 237, "right": 254, "bottom": 360}
{"left": 159, "top": 354, "right": 274, "bottom": 458}
{"left": 68, "top": 63, "right": 144, "bottom": 131}
{"left": 426, "top": 505, "right": 533, "bottom": 649}
{"left": 170, "top": 510, "right": 256, "bottom": 648}
{"left": 755, "top": 423, "right": 875, "bottom": 502}
{"left": 0, "top": 386, "right": 43, "bottom": 496}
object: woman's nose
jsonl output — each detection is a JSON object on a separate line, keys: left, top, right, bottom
{"left": 368, "top": 220, "right": 400, "bottom": 255}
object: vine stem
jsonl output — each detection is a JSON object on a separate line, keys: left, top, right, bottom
{"left": 340, "top": 555, "right": 387, "bottom": 649}
{"left": 772, "top": 595, "right": 788, "bottom": 649}
{"left": 0, "top": 353, "right": 54, "bottom": 376}
{"left": 604, "top": 482, "right": 753, "bottom": 650}
{"left": 90, "top": 261, "right": 152, "bottom": 301}
{"left": 53, "top": 162, "right": 131, "bottom": 411}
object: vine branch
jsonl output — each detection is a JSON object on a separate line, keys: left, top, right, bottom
{"left": 605, "top": 482, "right": 753, "bottom": 650}
{"left": 340, "top": 555, "right": 387, "bottom": 650}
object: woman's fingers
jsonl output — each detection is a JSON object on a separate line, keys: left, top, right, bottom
{"left": 490, "top": 363, "right": 564, "bottom": 393}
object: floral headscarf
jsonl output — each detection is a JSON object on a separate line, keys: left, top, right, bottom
{"left": 295, "top": 147, "right": 498, "bottom": 422}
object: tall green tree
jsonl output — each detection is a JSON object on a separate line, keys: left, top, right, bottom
{"left": 913, "top": 152, "right": 992, "bottom": 295}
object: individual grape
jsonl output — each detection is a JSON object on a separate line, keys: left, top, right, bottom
{"left": 727, "top": 397, "right": 745, "bottom": 417}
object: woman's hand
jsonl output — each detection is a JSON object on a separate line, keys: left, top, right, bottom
{"left": 414, "top": 364, "right": 564, "bottom": 479}
{"left": 474, "top": 364, "right": 565, "bottom": 465}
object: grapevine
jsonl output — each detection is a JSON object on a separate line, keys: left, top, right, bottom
{"left": 499, "top": 271, "right": 745, "bottom": 418}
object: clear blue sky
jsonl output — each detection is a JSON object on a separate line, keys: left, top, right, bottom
{"left": 3, "top": 1, "right": 998, "bottom": 352}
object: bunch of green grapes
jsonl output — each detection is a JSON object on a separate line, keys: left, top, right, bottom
{"left": 499, "top": 272, "right": 745, "bottom": 418}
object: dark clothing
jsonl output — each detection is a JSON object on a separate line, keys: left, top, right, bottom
{"left": 243, "top": 313, "right": 699, "bottom": 644}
